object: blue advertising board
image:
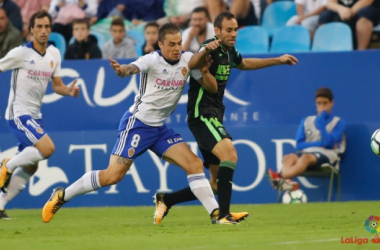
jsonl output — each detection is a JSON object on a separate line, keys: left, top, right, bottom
{"left": 0, "top": 50, "right": 379, "bottom": 209}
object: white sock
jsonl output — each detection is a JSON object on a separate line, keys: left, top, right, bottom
{"left": 0, "top": 168, "right": 32, "bottom": 210}
{"left": 64, "top": 171, "right": 101, "bottom": 201}
{"left": 187, "top": 173, "right": 219, "bottom": 214}
{"left": 6, "top": 147, "right": 44, "bottom": 172}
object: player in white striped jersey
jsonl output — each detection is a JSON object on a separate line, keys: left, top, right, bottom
{"left": 43, "top": 23, "right": 222, "bottom": 225}
{"left": 0, "top": 10, "right": 80, "bottom": 219}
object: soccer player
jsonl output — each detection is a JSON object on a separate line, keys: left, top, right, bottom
{"left": 0, "top": 10, "right": 80, "bottom": 219}
{"left": 42, "top": 23, "right": 221, "bottom": 225}
{"left": 154, "top": 11, "right": 299, "bottom": 224}
{"left": 266, "top": 88, "right": 345, "bottom": 190}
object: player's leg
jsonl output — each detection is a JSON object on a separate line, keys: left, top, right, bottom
{"left": 282, "top": 153, "right": 317, "bottom": 178}
{"left": 0, "top": 116, "right": 50, "bottom": 192}
{"left": 0, "top": 163, "right": 38, "bottom": 219}
{"left": 266, "top": 153, "right": 301, "bottom": 191}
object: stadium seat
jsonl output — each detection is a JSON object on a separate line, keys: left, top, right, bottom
{"left": 49, "top": 32, "right": 66, "bottom": 57}
{"left": 236, "top": 26, "right": 269, "bottom": 54}
{"left": 277, "top": 134, "right": 346, "bottom": 202}
{"left": 127, "top": 30, "right": 145, "bottom": 57}
{"left": 312, "top": 23, "right": 353, "bottom": 52}
{"left": 270, "top": 26, "right": 310, "bottom": 53}
{"left": 261, "top": 1, "right": 297, "bottom": 37}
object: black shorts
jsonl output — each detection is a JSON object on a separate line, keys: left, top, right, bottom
{"left": 295, "top": 151, "right": 330, "bottom": 167}
{"left": 188, "top": 115, "right": 232, "bottom": 167}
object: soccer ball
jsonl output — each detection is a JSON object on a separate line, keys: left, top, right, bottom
{"left": 282, "top": 189, "right": 307, "bottom": 204}
{"left": 371, "top": 129, "right": 380, "bottom": 156}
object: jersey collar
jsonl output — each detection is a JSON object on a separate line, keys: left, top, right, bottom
{"left": 156, "top": 50, "right": 184, "bottom": 66}
{"left": 25, "top": 41, "right": 51, "bottom": 57}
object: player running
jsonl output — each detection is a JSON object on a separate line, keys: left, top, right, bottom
{"left": 0, "top": 10, "right": 80, "bottom": 219}
{"left": 153, "top": 11, "right": 298, "bottom": 224}
{"left": 42, "top": 23, "right": 221, "bottom": 225}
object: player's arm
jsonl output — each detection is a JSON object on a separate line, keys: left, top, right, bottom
{"left": 188, "top": 39, "right": 220, "bottom": 70}
{"left": 295, "top": 118, "right": 323, "bottom": 150}
{"left": 196, "top": 55, "right": 217, "bottom": 94}
{"left": 109, "top": 57, "right": 140, "bottom": 77}
{"left": 236, "top": 54, "right": 298, "bottom": 70}
{"left": 51, "top": 77, "right": 80, "bottom": 97}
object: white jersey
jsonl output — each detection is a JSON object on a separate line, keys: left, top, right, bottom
{"left": 0, "top": 42, "right": 62, "bottom": 120}
{"left": 130, "top": 51, "right": 202, "bottom": 126}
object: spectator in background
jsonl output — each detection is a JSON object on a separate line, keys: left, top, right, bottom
{"left": 90, "top": 0, "right": 128, "bottom": 25}
{"left": 161, "top": 0, "right": 204, "bottom": 29}
{"left": 319, "top": 0, "right": 380, "bottom": 50}
{"left": 286, "top": 0, "right": 326, "bottom": 36}
{"left": 0, "top": 0, "right": 22, "bottom": 32}
{"left": 0, "top": 7, "right": 23, "bottom": 58}
{"left": 65, "top": 18, "right": 101, "bottom": 60}
{"left": 49, "top": 0, "right": 98, "bottom": 43}
{"left": 142, "top": 21, "right": 159, "bottom": 55}
{"left": 103, "top": 17, "right": 136, "bottom": 59}
{"left": 266, "top": 88, "right": 345, "bottom": 191}
{"left": 182, "top": 7, "right": 214, "bottom": 53}
{"left": 124, "top": 0, "right": 165, "bottom": 26}
{"left": 14, "top": 0, "right": 51, "bottom": 38}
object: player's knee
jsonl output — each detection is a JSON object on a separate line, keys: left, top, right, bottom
{"left": 221, "top": 148, "right": 238, "bottom": 163}
{"left": 186, "top": 157, "right": 204, "bottom": 174}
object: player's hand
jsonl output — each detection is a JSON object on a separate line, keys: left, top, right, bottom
{"left": 68, "top": 79, "right": 80, "bottom": 97}
{"left": 109, "top": 57, "right": 126, "bottom": 77}
{"left": 200, "top": 55, "right": 213, "bottom": 73}
{"left": 278, "top": 54, "right": 298, "bottom": 65}
{"left": 204, "top": 39, "right": 221, "bottom": 53}
{"left": 315, "top": 110, "right": 328, "bottom": 129}
{"left": 338, "top": 7, "right": 352, "bottom": 21}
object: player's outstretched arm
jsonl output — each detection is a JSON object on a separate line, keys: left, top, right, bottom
{"left": 188, "top": 39, "right": 220, "bottom": 70}
{"left": 109, "top": 57, "right": 140, "bottom": 77}
{"left": 237, "top": 54, "right": 298, "bottom": 70}
{"left": 52, "top": 77, "right": 80, "bottom": 97}
{"left": 196, "top": 55, "right": 217, "bottom": 94}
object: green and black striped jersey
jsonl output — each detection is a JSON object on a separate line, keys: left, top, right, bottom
{"left": 187, "top": 36, "right": 243, "bottom": 120}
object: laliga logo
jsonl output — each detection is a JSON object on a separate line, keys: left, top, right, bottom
{"left": 42, "top": 67, "right": 251, "bottom": 107}
{"left": 340, "top": 215, "right": 380, "bottom": 245}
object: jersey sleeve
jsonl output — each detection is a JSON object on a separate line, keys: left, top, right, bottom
{"left": 131, "top": 53, "right": 156, "bottom": 72}
{"left": 232, "top": 48, "right": 243, "bottom": 68}
{"left": 0, "top": 47, "right": 24, "bottom": 72}
{"left": 190, "top": 69, "right": 202, "bottom": 80}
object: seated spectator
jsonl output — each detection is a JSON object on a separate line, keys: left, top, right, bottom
{"left": 0, "top": 0, "right": 22, "bottom": 32}
{"left": 65, "top": 18, "right": 102, "bottom": 60}
{"left": 142, "top": 21, "right": 159, "bottom": 55}
{"left": 266, "top": 88, "right": 346, "bottom": 191}
{"left": 161, "top": 0, "right": 204, "bottom": 29}
{"left": 49, "top": 0, "right": 98, "bottom": 43}
{"left": 0, "top": 7, "right": 23, "bottom": 58}
{"left": 286, "top": 0, "right": 326, "bottom": 35}
{"left": 14, "top": 0, "right": 50, "bottom": 38}
{"left": 90, "top": 0, "right": 128, "bottom": 25}
{"left": 102, "top": 17, "right": 136, "bottom": 59}
{"left": 182, "top": 7, "right": 214, "bottom": 53}
{"left": 319, "top": 0, "right": 380, "bottom": 50}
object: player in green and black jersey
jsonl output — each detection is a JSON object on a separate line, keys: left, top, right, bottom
{"left": 156, "top": 11, "right": 298, "bottom": 224}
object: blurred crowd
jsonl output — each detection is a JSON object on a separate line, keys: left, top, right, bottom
{"left": 0, "top": 0, "right": 379, "bottom": 60}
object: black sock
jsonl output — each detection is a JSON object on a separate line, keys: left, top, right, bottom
{"left": 163, "top": 187, "right": 197, "bottom": 208}
{"left": 217, "top": 161, "right": 236, "bottom": 219}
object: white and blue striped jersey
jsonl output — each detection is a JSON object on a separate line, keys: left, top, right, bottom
{"left": 0, "top": 42, "right": 62, "bottom": 120}
{"left": 130, "top": 50, "right": 202, "bottom": 126}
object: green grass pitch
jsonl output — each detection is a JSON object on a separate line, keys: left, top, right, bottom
{"left": 0, "top": 201, "right": 379, "bottom": 250}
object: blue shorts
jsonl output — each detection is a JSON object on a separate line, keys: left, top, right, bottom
{"left": 111, "top": 112, "right": 185, "bottom": 160}
{"left": 7, "top": 115, "right": 46, "bottom": 152}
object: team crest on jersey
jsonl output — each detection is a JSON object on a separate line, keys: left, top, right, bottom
{"left": 128, "top": 147, "right": 135, "bottom": 158}
{"left": 50, "top": 60, "right": 54, "bottom": 68}
{"left": 36, "top": 127, "right": 44, "bottom": 134}
{"left": 181, "top": 67, "right": 188, "bottom": 76}
{"left": 218, "top": 127, "right": 227, "bottom": 135}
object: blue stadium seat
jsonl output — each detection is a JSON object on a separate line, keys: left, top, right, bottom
{"left": 69, "top": 31, "right": 106, "bottom": 51}
{"left": 261, "top": 1, "right": 297, "bottom": 37}
{"left": 49, "top": 32, "right": 66, "bottom": 57}
{"left": 127, "top": 30, "right": 145, "bottom": 57}
{"left": 270, "top": 26, "right": 310, "bottom": 53}
{"left": 312, "top": 22, "right": 353, "bottom": 52}
{"left": 236, "top": 26, "right": 269, "bottom": 54}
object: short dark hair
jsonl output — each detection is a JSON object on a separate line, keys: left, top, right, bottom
{"left": 145, "top": 21, "right": 159, "bottom": 31}
{"left": 72, "top": 18, "right": 90, "bottom": 29}
{"left": 315, "top": 87, "right": 333, "bottom": 101}
{"left": 214, "top": 11, "right": 235, "bottom": 29}
{"left": 191, "top": 7, "right": 210, "bottom": 20}
{"left": 29, "top": 10, "right": 52, "bottom": 31}
{"left": 111, "top": 17, "right": 125, "bottom": 29}
{"left": 158, "top": 23, "right": 180, "bottom": 42}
